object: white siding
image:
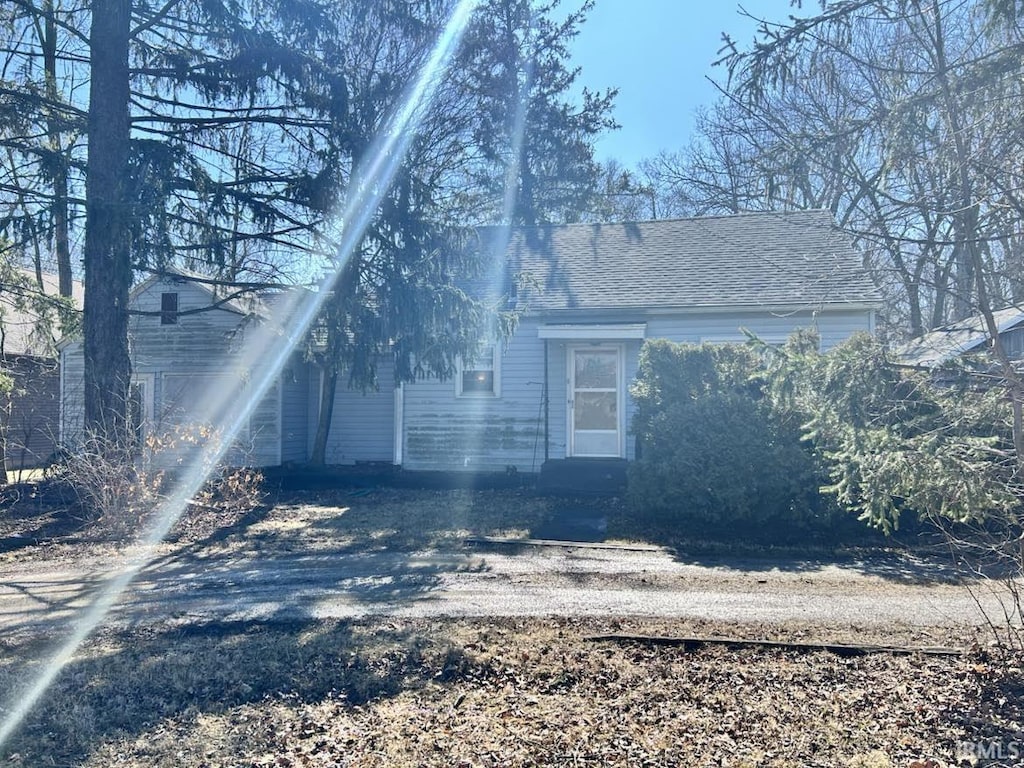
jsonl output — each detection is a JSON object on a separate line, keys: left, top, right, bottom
{"left": 59, "top": 340, "right": 85, "bottom": 449}
{"left": 643, "top": 308, "right": 870, "bottom": 351}
{"left": 61, "top": 280, "right": 875, "bottom": 475}
{"left": 247, "top": 377, "right": 281, "bottom": 466}
{"left": 61, "top": 276, "right": 285, "bottom": 467}
{"left": 545, "top": 341, "right": 566, "bottom": 461}
{"left": 315, "top": 357, "right": 397, "bottom": 464}
{"left": 816, "top": 309, "right": 877, "bottom": 350}
{"left": 128, "top": 278, "right": 250, "bottom": 370}
{"left": 400, "top": 307, "right": 874, "bottom": 472}
{"left": 402, "top": 318, "right": 547, "bottom": 472}
{"left": 281, "top": 358, "right": 310, "bottom": 463}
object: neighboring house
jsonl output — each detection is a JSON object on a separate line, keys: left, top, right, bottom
{"left": 1, "top": 271, "right": 83, "bottom": 471}
{"left": 898, "top": 306, "right": 1024, "bottom": 369}
{"left": 60, "top": 210, "right": 882, "bottom": 474}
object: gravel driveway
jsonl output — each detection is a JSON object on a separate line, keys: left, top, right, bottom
{"left": 0, "top": 535, "right": 1011, "bottom": 637}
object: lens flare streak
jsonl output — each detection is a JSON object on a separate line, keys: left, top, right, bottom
{"left": 0, "top": 0, "right": 479, "bottom": 751}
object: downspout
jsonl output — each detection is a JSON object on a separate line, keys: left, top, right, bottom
{"left": 543, "top": 338, "right": 549, "bottom": 462}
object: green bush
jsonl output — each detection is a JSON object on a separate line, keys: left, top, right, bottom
{"left": 628, "top": 338, "right": 829, "bottom": 528}
{"left": 629, "top": 332, "right": 1023, "bottom": 536}
{"left": 774, "top": 333, "right": 1021, "bottom": 532}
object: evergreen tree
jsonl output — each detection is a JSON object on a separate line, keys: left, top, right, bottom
{"left": 2, "top": 0, "right": 615, "bottom": 445}
{"left": 6, "top": 0, "right": 349, "bottom": 439}
{"left": 458, "top": 0, "right": 617, "bottom": 226}
{"left": 307, "top": 0, "right": 615, "bottom": 464}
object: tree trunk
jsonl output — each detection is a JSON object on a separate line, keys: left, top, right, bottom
{"left": 83, "top": 0, "right": 133, "bottom": 442}
{"left": 53, "top": 169, "right": 72, "bottom": 298}
{"left": 309, "top": 366, "right": 338, "bottom": 466}
{"left": 308, "top": 258, "right": 360, "bottom": 467}
{"left": 42, "top": 0, "right": 73, "bottom": 298}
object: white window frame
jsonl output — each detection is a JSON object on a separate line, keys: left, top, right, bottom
{"left": 567, "top": 343, "right": 625, "bottom": 458}
{"left": 130, "top": 373, "right": 155, "bottom": 427}
{"left": 128, "top": 373, "right": 155, "bottom": 451}
{"left": 456, "top": 343, "right": 501, "bottom": 398}
{"left": 131, "top": 376, "right": 154, "bottom": 423}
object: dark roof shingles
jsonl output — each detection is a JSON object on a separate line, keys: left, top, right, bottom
{"left": 488, "top": 210, "right": 880, "bottom": 312}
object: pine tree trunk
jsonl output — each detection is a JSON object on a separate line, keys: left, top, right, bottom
{"left": 309, "top": 366, "right": 339, "bottom": 466}
{"left": 0, "top": 403, "right": 8, "bottom": 487}
{"left": 83, "top": 0, "right": 133, "bottom": 442}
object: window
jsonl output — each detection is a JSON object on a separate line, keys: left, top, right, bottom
{"left": 457, "top": 344, "right": 500, "bottom": 397}
{"left": 161, "top": 292, "right": 179, "bottom": 325}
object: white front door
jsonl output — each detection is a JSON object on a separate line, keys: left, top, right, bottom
{"left": 568, "top": 346, "right": 623, "bottom": 457}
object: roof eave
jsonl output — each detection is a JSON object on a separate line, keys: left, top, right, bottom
{"left": 523, "top": 300, "right": 882, "bottom": 318}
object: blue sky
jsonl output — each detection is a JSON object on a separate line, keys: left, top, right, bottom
{"left": 566, "top": 1, "right": 799, "bottom": 167}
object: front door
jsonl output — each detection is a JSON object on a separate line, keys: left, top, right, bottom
{"left": 568, "top": 346, "right": 622, "bottom": 457}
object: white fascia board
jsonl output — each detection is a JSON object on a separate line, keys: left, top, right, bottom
{"left": 538, "top": 323, "right": 647, "bottom": 340}
{"left": 525, "top": 302, "right": 882, "bottom": 321}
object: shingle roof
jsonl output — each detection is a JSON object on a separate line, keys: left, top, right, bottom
{"left": 898, "top": 306, "right": 1024, "bottom": 367}
{"left": 0, "top": 270, "right": 84, "bottom": 357}
{"left": 480, "top": 210, "right": 880, "bottom": 313}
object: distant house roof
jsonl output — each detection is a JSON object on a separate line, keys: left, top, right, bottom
{"left": 0, "top": 270, "right": 84, "bottom": 358}
{"left": 480, "top": 210, "right": 880, "bottom": 314}
{"left": 898, "top": 306, "right": 1024, "bottom": 368}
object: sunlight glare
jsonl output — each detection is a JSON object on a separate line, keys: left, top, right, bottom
{"left": 453, "top": 7, "right": 536, "bottom": 478}
{"left": 0, "top": 0, "right": 480, "bottom": 751}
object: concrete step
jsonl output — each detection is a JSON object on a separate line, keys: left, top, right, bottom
{"left": 537, "top": 458, "right": 627, "bottom": 495}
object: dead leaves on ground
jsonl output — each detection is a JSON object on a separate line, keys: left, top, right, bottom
{"left": 54, "top": 618, "right": 1023, "bottom": 768}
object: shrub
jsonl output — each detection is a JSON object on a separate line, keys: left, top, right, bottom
{"left": 628, "top": 338, "right": 829, "bottom": 528}
{"left": 772, "top": 332, "right": 1021, "bottom": 532}
{"left": 53, "top": 423, "right": 264, "bottom": 539}
{"left": 770, "top": 332, "right": 1024, "bottom": 644}
{"left": 54, "top": 436, "right": 165, "bottom": 537}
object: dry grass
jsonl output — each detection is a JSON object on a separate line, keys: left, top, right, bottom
{"left": 175, "top": 487, "right": 559, "bottom": 555}
{"left": 0, "top": 486, "right": 557, "bottom": 567}
{"left": 0, "top": 617, "right": 1020, "bottom": 767}
{"left": 0, "top": 482, "right": 903, "bottom": 568}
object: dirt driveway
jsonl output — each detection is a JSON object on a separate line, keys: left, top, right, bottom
{"left": 0, "top": 505, "right": 1010, "bottom": 637}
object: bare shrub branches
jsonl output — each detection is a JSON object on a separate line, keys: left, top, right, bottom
{"left": 51, "top": 422, "right": 263, "bottom": 539}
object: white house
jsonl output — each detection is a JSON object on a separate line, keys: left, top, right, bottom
{"left": 60, "top": 210, "right": 882, "bottom": 474}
